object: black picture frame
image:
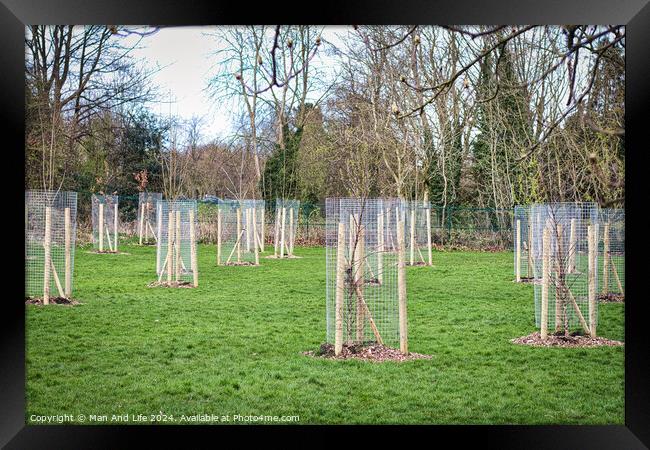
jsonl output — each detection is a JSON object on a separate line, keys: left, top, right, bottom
{"left": 3, "top": 0, "right": 649, "bottom": 446}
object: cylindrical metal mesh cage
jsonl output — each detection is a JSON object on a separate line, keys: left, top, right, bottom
{"left": 598, "top": 208, "right": 625, "bottom": 297}
{"left": 217, "top": 199, "right": 265, "bottom": 265}
{"left": 326, "top": 198, "right": 407, "bottom": 347}
{"left": 530, "top": 203, "right": 599, "bottom": 330}
{"left": 513, "top": 205, "right": 533, "bottom": 280}
{"left": 25, "top": 190, "right": 78, "bottom": 298}
{"left": 404, "top": 199, "right": 432, "bottom": 266}
{"left": 273, "top": 198, "right": 300, "bottom": 257}
{"left": 138, "top": 192, "right": 162, "bottom": 244}
{"left": 155, "top": 199, "right": 198, "bottom": 283}
{"left": 91, "top": 194, "right": 119, "bottom": 252}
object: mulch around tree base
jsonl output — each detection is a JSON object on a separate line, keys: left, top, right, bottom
{"left": 86, "top": 250, "right": 131, "bottom": 255}
{"left": 598, "top": 293, "right": 625, "bottom": 303}
{"left": 514, "top": 277, "right": 535, "bottom": 283}
{"left": 148, "top": 281, "right": 194, "bottom": 288}
{"left": 221, "top": 262, "right": 259, "bottom": 266}
{"left": 264, "top": 255, "right": 302, "bottom": 259}
{"left": 25, "top": 297, "right": 81, "bottom": 306}
{"left": 303, "top": 343, "right": 432, "bottom": 362}
{"left": 511, "top": 331, "right": 624, "bottom": 348}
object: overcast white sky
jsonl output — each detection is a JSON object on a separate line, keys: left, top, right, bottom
{"left": 129, "top": 26, "right": 348, "bottom": 144}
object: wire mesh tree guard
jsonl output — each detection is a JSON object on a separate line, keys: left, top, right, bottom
{"left": 530, "top": 203, "right": 600, "bottom": 339}
{"left": 598, "top": 208, "right": 624, "bottom": 299}
{"left": 271, "top": 199, "right": 300, "bottom": 258}
{"left": 215, "top": 199, "right": 265, "bottom": 266}
{"left": 91, "top": 194, "right": 119, "bottom": 253}
{"left": 404, "top": 195, "right": 433, "bottom": 266}
{"left": 154, "top": 199, "right": 199, "bottom": 287}
{"left": 326, "top": 198, "right": 409, "bottom": 355}
{"left": 138, "top": 192, "right": 162, "bottom": 245}
{"left": 513, "top": 205, "right": 534, "bottom": 282}
{"left": 25, "top": 190, "right": 78, "bottom": 304}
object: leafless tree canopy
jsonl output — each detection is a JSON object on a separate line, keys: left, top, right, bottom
{"left": 25, "top": 25, "right": 624, "bottom": 209}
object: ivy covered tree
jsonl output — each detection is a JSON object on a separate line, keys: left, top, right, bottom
{"left": 261, "top": 122, "right": 302, "bottom": 204}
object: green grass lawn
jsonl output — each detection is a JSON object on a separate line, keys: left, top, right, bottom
{"left": 25, "top": 242, "right": 624, "bottom": 424}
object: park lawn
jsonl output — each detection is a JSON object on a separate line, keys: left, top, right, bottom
{"left": 25, "top": 243, "right": 624, "bottom": 425}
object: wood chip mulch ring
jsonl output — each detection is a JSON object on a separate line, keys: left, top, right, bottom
{"left": 85, "top": 250, "right": 131, "bottom": 255}
{"left": 264, "top": 254, "right": 302, "bottom": 259}
{"left": 511, "top": 331, "right": 624, "bottom": 348}
{"left": 148, "top": 281, "right": 195, "bottom": 288}
{"left": 25, "top": 297, "right": 81, "bottom": 306}
{"left": 221, "top": 261, "right": 259, "bottom": 266}
{"left": 303, "top": 343, "right": 432, "bottom": 362}
{"left": 598, "top": 293, "right": 625, "bottom": 303}
{"left": 514, "top": 277, "right": 535, "bottom": 283}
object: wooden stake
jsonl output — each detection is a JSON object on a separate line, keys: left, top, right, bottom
{"left": 156, "top": 202, "right": 162, "bottom": 274}
{"left": 254, "top": 207, "right": 264, "bottom": 252}
{"left": 354, "top": 214, "right": 364, "bottom": 342}
{"left": 409, "top": 206, "right": 415, "bottom": 266}
{"left": 568, "top": 218, "right": 576, "bottom": 273}
{"left": 189, "top": 209, "right": 198, "bottom": 287}
{"left": 147, "top": 221, "right": 157, "bottom": 241}
{"left": 273, "top": 208, "right": 280, "bottom": 257}
{"left": 377, "top": 211, "right": 384, "bottom": 284}
{"left": 64, "top": 207, "right": 71, "bottom": 297}
{"left": 363, "top": 255, "right": 378, "bottom": 280}
{"left": 555, "top": 223, "right": 564, "bottom": 332}
{"left": 561, "top": 282, "right": 592, "bottom": 335}
{"left": 236, "top": 207, "right": 242, "bottom": 263}
{"left": 256, "top": 224, "right": 264, "bottom": 254}
{"left": 252, "top": 207, "right": 259, "bottom": 265}
{"left": 602, "top": 222, "right": 610, "bottom": 294}
{"left": 541, "top": 227, "right": 550, "bottom": 340}
{"left": 216, "top": 208, "right": 222, "bottom": 265}
{"left": 334, "top": 222, "right": 345, "bottom": 355}
{"left": 50, "top": 259, "right": 65, "bottom": 298}
{"left": 527, "top": 218, "right": 533, "bottom": 278}
{"left": 417, "top": 245, "right": 425, "bottom": 264}
{"left": 426, "top": 204, "right": 432, "bottom": 266}
{"left": 226, "top": 229, "right": 245, "bottom": 264}
{"left": 245, "top": 207, "right": 251, "bottom": 252}
{"left": 157, "top": 255, "right": 168, "bottom": 283}
{"left": 609, "top": 253, "right": 624, "bottom": 295}
{"left": 175, "top": 210, "right": 181, "bottom": 281}
{"left": 386, "top": 208, "right": 395, "bottom": 251}
{"left": 397, "top": 218, "right": 408, "bottom": 354}
{"left": 588, "top": 225, "right": 597, "bottom": 337}
{"left": 114, "top": 202, "right": 119, "bottom": 252}
{"left": 530, "top": 220, "right": 538, "bottom": 280}
{"left": 166, "top": 210, "right": 174, "bottom": 282}
{"left": 516, "top": 219, "right": 521, "bottom": 282}
{"left": 145, "top": 202, "right": 150, "bottom": 242}
{"left": 280, "top": 207, "right": 286, "bottom": 258}
{"left": 353, "top": 282, "right": 384, "bottom": 345}
{"left": 105, "top": 224, "right": 114, "bottom": 252}
{"left": 288, "top": 207, "right": 294, "bottom": 256}
{"left": 260, "top": 208, "right": 265, "bottom": 252}
{"left": 98, "top": 202, "right": 104, "bottom": 252}
{"left": 43, "top": 206, "right": 52, "bottom": 305}
{"left": 139, "top": 202, "right": 145, "bottom": 245}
